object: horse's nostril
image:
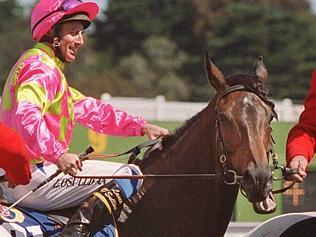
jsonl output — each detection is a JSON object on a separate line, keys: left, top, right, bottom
{"left": 243, "top": 168, "right": 256, "bottom": 186}
{"left": 243, "top": 167, "right": 273, "bottom": 189}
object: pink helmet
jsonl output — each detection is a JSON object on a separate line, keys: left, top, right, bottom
{"left": 31, "top": 0, "right": 99, "bottom": 41}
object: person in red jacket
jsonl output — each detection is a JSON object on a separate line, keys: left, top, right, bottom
{"left": 0, "top": 122, "right": 31, "bottom": 187}
{"left": 286, "top": 70, "right": 316, "bottom": 183}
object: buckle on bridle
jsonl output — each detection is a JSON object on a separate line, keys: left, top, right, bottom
{"left": 223, "top": 170, "right": 241, "bottom": 185}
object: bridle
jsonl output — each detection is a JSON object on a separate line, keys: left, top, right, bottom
{"left": 213, "top": 85, "right": 275, "bottom": 185}
{"left": 213, "top": 84, "right": 296, "bottom": 193}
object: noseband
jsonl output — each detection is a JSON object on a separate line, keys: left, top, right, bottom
{"left": 214, "top": 85, "right": 276, "bottom": 185}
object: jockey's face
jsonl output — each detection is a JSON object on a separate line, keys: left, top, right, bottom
{"left": 59, "top": 21, "right": 85, "bottom": 63}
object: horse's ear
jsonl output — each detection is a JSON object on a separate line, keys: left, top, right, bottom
{"left": 204, "top": 50, "right": 227, "bottom": 91}
{"left": 253, "top": 56, "right": 268, "bottom": 81}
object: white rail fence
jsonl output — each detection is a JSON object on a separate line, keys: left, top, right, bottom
{"left": 101, "top": 93, "right": 304, "bottom": 123}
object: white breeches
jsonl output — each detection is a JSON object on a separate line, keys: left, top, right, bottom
{"left": 1, "top": 160, "right": 142, "bottom": 211}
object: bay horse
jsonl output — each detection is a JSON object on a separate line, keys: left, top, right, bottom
{"left": 118, "top": 52, "right": 277, "bottom": 237}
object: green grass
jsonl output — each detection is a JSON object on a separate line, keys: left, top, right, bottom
{"left": 70, "top": 121, "right": 294, "bottom": 164}
{"left": 69, "top": 121, "right": 180, "bottom": 163}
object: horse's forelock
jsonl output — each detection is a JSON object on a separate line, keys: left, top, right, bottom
{"left": 226, "top": 73, "right": 268, "bottom": 98}
{"left": 226, "top": 73, "right": 277, "bottom": 118}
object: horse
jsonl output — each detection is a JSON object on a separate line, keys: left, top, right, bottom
{"left": 117, "top": 51, "right": 277, "bottom": 237}
{"left": 0, "top": 52, "right": 277, "bottom": 237}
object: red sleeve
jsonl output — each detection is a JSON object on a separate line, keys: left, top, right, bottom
{"left": 0, "top": 122, "right": 31, "bottom": 185}
{"left": 286, "top": 70, "right": 316, "bottom": 165}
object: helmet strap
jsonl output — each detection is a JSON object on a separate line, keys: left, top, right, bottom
{"left": 52, "top": 24, "right": 67, "bottom": 62}
{"left": 52, "top": 36, "right": 65, "bottom": 61}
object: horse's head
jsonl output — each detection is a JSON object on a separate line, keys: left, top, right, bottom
{"left": 204, "top": 51, "right": 275, "bottom": 203}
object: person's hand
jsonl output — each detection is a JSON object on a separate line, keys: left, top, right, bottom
{"left": 286, "top": 155, "right": 308, "bottom": 183}
{"left": 141, "top": 123, "right": 170, "bottom": 140}
{"left": 57, "top": 153, "right": 82, "bottom": 176}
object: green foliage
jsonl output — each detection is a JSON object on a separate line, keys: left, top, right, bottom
{"left": 1, "top": 0, "right": 316, "bottom": 102}
{"left": 0, "top": 0, "right": 33, "bottom": 89}
{"left": 118, "top": 36, "right": 189, "bottom": 100}
{"left": 94, "top": 0, "right": 194, "bottom": 55}
{"left": 207, "top": 1, "right": 316, "bottom": 99}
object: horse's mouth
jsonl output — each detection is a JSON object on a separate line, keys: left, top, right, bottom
{"left": 242, "top": 187, "right": 270, "bottom": 203}
{"left": 252, "top": 192, "right": 277, "bottom": 214}
{"left": 241, "top": 184, "right": 277, "bottom": 214}
{"left": 240, "top": 167, "right": 274, "bottom": 203}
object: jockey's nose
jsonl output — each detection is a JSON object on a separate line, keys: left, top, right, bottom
{"left": 75, "top": 32, "right": 84, "bottom": 47}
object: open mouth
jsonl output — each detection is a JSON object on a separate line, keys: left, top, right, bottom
{"left": 70, "top": 49, "right": 76, "bottom": 57}
{"left": 252, "top": 191, "right": 277, "bottom": 214}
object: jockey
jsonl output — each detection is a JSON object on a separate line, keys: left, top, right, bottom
{"left": 0, "top": 122, "right": 31, "bottom": 187}
{"left": 0, "top": 0, "right": 169, "bottom": 236}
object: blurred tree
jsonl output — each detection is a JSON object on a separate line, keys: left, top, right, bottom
{"left": 268, "top": 0, "right": 310, "bottom": 11}
{"left": 96, "top": 0, "right": 315, "bottom": 101}
{"left": 0, "top": 0, "right": 32, "bottom": 90}
{"left": 118, "top": 36, "right": 189, "bottom": 100}
{"left": 94, "top": 0, "right": 194, "bottom": 56}
{"left": 95, "top": 0, "right": 211, "bottom": 101}
{"left": 206, "top": 1, "right": 316, "bottom": 100}
{"left": 66, "top": 38, "right": 138, "bottom": 98}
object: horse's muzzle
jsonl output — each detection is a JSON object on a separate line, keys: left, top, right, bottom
{"left": 240, "top": 166, "right": 273, "bottom": 202}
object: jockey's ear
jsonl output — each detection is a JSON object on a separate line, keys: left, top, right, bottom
{"left": 39, "top": 28, "right": 56, "bottom": 44}
{"left": 46, "top": 28, "right": 55, "bottom": 38}
{"left": 254, "top": 56, "right": 268, "bottom": 82}
{"left": 204, "top": 50, "right": 227, "bottom": 92}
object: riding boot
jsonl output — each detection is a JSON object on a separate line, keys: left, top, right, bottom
{"left": 61, "top": 180, "right": 126, "bottom": 237}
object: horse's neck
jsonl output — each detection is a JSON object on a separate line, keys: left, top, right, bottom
{"left": 144, "top": 117, "right": 216, "bottom": 175}
{"left": 213, "top": 182, "right": 239, "bottom": 236}
{"left": 120, "top": 114, "right": 239, "bottom": 237}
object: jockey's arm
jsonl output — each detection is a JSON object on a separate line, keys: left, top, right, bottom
{"left": 71, "top": 87, "right": 170, "bottom": 139}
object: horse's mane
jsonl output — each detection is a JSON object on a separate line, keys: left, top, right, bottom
{"left": 160, "top": 110, "right": 202, "bottom": 149}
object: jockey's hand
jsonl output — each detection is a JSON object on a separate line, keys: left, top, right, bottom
{"left": 141, "top": 123, "right": 170, "bottom": 140}
{"left": 286, "top": 155, "right": 308, "bottom": 183}
{"left": 57, "top": 153, "right": 83, "bottom": 176}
